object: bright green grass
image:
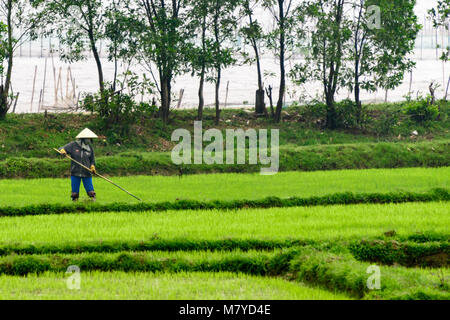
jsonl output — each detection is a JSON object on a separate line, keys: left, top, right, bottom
{"left": 0, "top": 167, "right": 448, "bottom": 206}
{"left": 0, "top": 271, "right": 350, "bottom": 300}
{"left": 0, "top": 202, "right": 447, "bottom": 245}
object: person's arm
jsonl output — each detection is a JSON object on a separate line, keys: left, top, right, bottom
{"left": 90, "top": 146, "right": 96, "bottom": 173}
{"left": 59, "top": 142, "right": 73, "bottom": 156}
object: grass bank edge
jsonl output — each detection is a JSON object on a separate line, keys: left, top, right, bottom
{"left": 0, "top": 140, "right": 448, "bottom": 178}
{"left": 0, "top": 248, "right": 446, "bottom": 300}
{"left": 0, "top": 188, "right": 448, "bottom": 217}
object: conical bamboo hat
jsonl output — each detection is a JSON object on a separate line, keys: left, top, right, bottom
{"left": 76, "top": 128, "right": 98, "bottom": 139}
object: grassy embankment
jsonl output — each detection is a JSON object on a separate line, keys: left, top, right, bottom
{"left": 0, "top": 102, "right": 449, "bottom": 178}
{"left": 0, "top": 167, "right": 448, "bottom": 206}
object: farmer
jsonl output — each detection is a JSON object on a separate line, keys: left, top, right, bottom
{"left": 59, "top": 128, "right": 98, "bottom": 202}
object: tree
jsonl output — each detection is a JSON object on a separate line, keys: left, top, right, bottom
{"left": 125, "top": 0, "right": 192, "bottom": 124}
{"left": 33, "top": 0, "right": 108, "bottom": 99}
{"left": 292, "top": 0, "right": 351, "bottom": 129}
{"left": 104, "top": 0, "right": 133, "bottom": 93}
{"left": 210, "top": 0, "right": 240, "bottom": 125}
{"left": 186, "top": 0, "right": 214, "bottom": 120}
{"left": 429, "top": 0, "right": 450, "bottom": 100}
{"left": 350, "top": 0, "right": 419, "bottom": 124}
{"left": 239, "top": 0, "right": 266, "bottom": 115}
{"left": 263, "top": 0, "right": 300, "bottom": 123}
{"left": 0, "top": 0, "right": 37, "bottom": 119}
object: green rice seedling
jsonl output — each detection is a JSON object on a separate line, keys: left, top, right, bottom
{"left": 0, "top": 202, "right": 447, "bottom": 245}
{"left": 0, "top": 167, "right": 448, "bottom": 206}
{"left": 0, "top": 271, "right": 351, "bottom": 300}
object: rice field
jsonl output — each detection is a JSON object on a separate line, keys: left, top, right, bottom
{"left": 0, "top": 271, "right": 350, "bottom": 300}
{"left": 0, "top": 167, "right": 448, "bottom": 300}
{"left": 0, "top": 167, "right": 448, "bottom": 205}
{"left": 0, "top": 202, "right": 447, "bottom": 244}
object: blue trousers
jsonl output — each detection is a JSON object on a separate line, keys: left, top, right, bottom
{"left": 71, "top": 176, "right": 94, "bottom": 194}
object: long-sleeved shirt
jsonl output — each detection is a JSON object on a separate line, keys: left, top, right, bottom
{"left": 59, "top": 140, "right": 95, "bottom": 177}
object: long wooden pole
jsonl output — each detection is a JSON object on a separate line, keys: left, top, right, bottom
{"left": 53, "top": 148, "right": 142, "bottom": 201}
{"left": 30, "top": 65, "right": 37, "bottom": 112}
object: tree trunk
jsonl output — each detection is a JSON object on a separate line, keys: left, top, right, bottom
{"left": 254, "top": 46, "right": 266, "bottom": 115}
{"left": 215, "top": 66, "right": 221, "bottom": 125}
{"left": 325, "top": 93, "right": 336, "bottom": 129}
{"left": 198, "top": 70, "right": 205, "bottom": 121}
{"left": 353, "top": 2, "right": 364, "bottom": 126}
{"left": 160, "top": 76, "right": 171, "bottom": 124}
{"left": 89, "top": 31, "right": 105, "bottom": 94}
{"left": 354, "top": 72, "right": 362, "bottom": 124}
{"left": 198, "top": 16, "right": 207, "bottom": 121}
{"left": 274, "top": 0, "right": 285, "bottom": 123}
{"left": 0, "top": 0, "right": 13, "bottom": 119}
{"left": 248, "top": 11, "right": 265, "bottom": 115}
{"left": 265, "top": 85, "right": 275, "bottom": 118}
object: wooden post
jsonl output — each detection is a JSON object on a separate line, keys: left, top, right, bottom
{"left": 38, "top": 89, "right": 42, "bottom": 112}
{"left": 409, "top": 71, "right": 413, "bottom": 95}
{"left": 41, "top": 57, "right": 48, "bottom": 111}
{"left": 176, "top": 89, "right": 184, "bottom": 109}
{"left": 76, "top": 92, "right": 81, "bottom": 111}
{"left": 57, "top": 67, "right": 63, "bottom": 102}
{"left": 30, "top": 65, "right": 37, "bottom": 112}
{"left": 52, "top": 54, "right": 57, "bottom": 105}
{"left": 72, "top": 78, "right": 76, "bottom": 99}
{"left": 66, "top": 66, "right": 70, "bottom": 98}
{"left": 224, "top": 81, "right": 230, "bottom": 109}
{"left": 12, "top": 93, "right": 19, "bottom": 113}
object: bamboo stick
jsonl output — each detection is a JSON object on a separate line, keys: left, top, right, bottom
{"left": 53, "top": 148, "right": 142, "bottom": 201}
{"left": 224, "top": 81, "right": 229, "bottom": 109}
{"left": 30, "top": 66, "right": 37, "bottom": 113}
{"left": 66, "top": 66, "right": 70, "bottom": 98}
{"left": 41, "top": 57, "right": 48, "bottom": 112}
{"left": 12, "top": 93, "right": 19, "bottom": 113}
{"left": 52, "top": 54, "right": 57, "bottom": 105}
{"left": 176, "top": 89, "right": 184, "bottom": 109}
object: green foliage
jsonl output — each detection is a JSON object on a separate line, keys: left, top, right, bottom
{"left": 0, "top": 239, "right": 304, "bottom": 256}
{"left": 0, "top": 250, "right": 280, "bottom": 276}
{"left": 1, "top": 140, "right": 448, "bottom": 178}
{"left": 349, "top": 240, "right": 449, "bottom": 268}
{"left": 81, "top": 89, "right": 157, "bottom": 139}
{"left": 334, "top": 99, "right": 366, "bottom": 129}
{"left": 429, "top": 0, "right": 450, "bottom": 62}
{"left": 289, "top": 247, "right": 450, "bottom": 300}
{"left": 403, "top": 97, "right": 439, "bottom": 123}
{"left": 0, "top": 189, "right": 447, "bottom": 217}
{"left": 369, "top": 108, "right": 401, "bottom": 137}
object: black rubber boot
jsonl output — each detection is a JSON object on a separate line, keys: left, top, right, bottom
{"left": 87, "top": 191, "right": 96, "bottom": 201}
{"left": 71, "top": 193, "right": 79, "bottom": 202}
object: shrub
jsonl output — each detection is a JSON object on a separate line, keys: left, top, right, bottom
{"left": 334, "top": 99, "right": 366, "bottom": 129}
{"left": 403, "top": 96, "right": 439, "bottom": 123}
{"left": 369, "top": 108, "right": 401, "bottom": 137}
{"left": 298, "top": 102, "right": 327, "bottom": 126}
{"left": 349, "top": 240, "right": 449, "bottom": 267}
{"left": 81, "top": 89, "right": 157, "bottom": 139}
